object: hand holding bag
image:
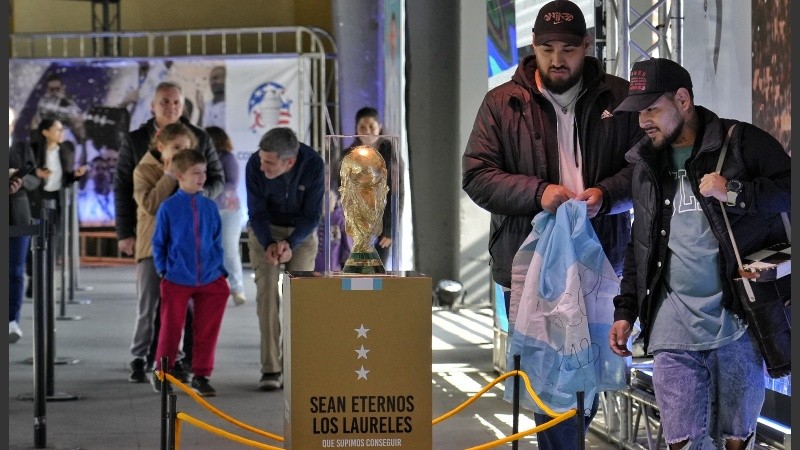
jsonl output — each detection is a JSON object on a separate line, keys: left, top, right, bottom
{"left": 716, "top": 125, "right": 791, "bottom": 379}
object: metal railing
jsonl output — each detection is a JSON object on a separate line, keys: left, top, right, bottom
{"left": 10, "top": 26, "right": 340, "bottom": 148}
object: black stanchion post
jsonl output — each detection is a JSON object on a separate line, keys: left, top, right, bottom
{"left": 68, "top": 186, "right": 92, "bottom": 303}
{"left": 44, "top": 202, "right": 56, "bottom": 397}
{"left": 512, "top": 354, "right": 520, "bottom": 450}
{"left": 16, "top": 214, "right": 79, "bottom": 446}
{"left": 576, "top": 390, "right": 585, "bottom": 450}
{"left": 168, "top": 394, "right": 178, "bottom": 450}
{"left": 42, "top": 201, "right": 81, "bottom": 400}
{"left": 58, "top": 188, "right": 82, "bottom": 320}
{"left": 60, "top": 189, "right": 67, "bottom": 311}
{"left": 160, "top": 356, "right": 169, "bottom": 450}
{"left": 32, "top": 219, "right": 48, "bottom": 449}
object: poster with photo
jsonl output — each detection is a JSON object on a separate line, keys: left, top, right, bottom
{"left": 9, "top": 58, "right": 311, "bottom": 227}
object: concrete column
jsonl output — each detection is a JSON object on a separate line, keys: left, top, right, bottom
{"left": 405, "top": 1, "right": 462, "bottom": 287}
{"left": 335, "top": 0, "right": 491, "bottom": 303}
{"left": 332, "top": 0, "right": 381, "bottom": 135}
{"left": 457, "top": 2, "right": 491, "bottom": 304}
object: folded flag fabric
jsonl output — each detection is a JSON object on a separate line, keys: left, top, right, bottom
{"left": 504, "top": 199, "right": 628, "bottom": 414}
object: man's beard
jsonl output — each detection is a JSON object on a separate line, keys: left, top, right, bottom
{"left": 649, "top": 120, "right": 684, "bottom": 151}
{"left": 539, "top": 65, "right": 583, "bottom": 94}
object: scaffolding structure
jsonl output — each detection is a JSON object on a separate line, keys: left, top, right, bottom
{"left": 597, "top": 0, "right": 683, "bottom": 78}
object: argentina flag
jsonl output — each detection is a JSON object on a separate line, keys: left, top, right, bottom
{"left": 505, "top": 199, "right": 628, "bottom": 414}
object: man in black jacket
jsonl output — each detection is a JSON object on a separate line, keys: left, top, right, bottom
{"left": 462, "top": 1, "right": 640, "bottom": 448}
{"left": 245, "top": 127, "right": 324, "bottom": 391}
{"left": 608, "top": 58, "right": 790, "bottom": 450}
{"left": 114, "top": 81, "right": 225, "bottom": 384}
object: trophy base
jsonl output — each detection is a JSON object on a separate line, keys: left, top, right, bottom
{"left": 342, "top": 251, "right": 386, "bottom": 274}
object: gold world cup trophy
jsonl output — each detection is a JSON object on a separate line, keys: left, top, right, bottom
{"left": 338, "top": 145, "right": 390, "bottom": 274}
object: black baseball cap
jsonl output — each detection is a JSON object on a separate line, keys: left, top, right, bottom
{"left": 614, "top": 58, "right": 693, "bottom": 113}
{"left": 532, "top": 0, "right": 587, "bottom": 47}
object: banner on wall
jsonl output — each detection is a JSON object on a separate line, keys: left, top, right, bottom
{"left": 751, "top": 0, "right": 790, "bottom": 154}
{"left": 226, "top": 58, "right": 310, "bottom": 224}
{"left": 681, "top": 1, "right": 752, "bottom": 124}
{"left": 9, "top": 58, "right": 310, "bottom": 228}
{"left": 681, "top": 1, "right": 790, "bottom": 153}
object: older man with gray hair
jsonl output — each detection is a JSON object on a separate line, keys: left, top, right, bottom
{"left": 245, "top": 127, "right": 323, "bottom": 390}
{"left": 115, "top": 80, "right": 225, "bottom": 385}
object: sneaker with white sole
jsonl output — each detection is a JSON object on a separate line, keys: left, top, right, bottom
{"left": 129, "top": 358, "right": 148, "bottom": 383}
{"left": 191, "top": 376, "right": 216, "bottom": 396}
{"left": 9, "top": 321, "right": 22, "bottom": 344}
{"left": 259, "top": 372, "right": 283, "bottom": 391}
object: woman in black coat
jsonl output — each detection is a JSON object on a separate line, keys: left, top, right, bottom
{"left": 24, "top": 119, "right": 88, "bottom": 297}
{"left": 28, "top": 118, "right": 89, "bottom": 220}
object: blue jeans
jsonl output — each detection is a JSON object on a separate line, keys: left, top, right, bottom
{"left": 131, "top": 258, "right": 161, "bottom": 358}
{"left": 532, "top": 394, "right": 599, "bottom": 450}
{"left": 652, "top": 329, "right": 764, "bottom": 449}
{"left": 9, "top": 236, "right": 30, "bottom": 323}
{"left": 219, "top": 209, "right": 245, "bottom": 294}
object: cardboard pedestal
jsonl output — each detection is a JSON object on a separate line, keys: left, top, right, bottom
{"left": 284, "top": 272, "right": 432, "bottom": 450}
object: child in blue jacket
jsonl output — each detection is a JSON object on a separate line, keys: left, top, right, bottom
{"left": 152, "top": 149, "right": 229, "bottom": 396}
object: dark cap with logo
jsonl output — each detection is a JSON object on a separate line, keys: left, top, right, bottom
{"left": 533, "top": 0, "right": 587, "bottom": 47}
{"left": 614, "top": 58, "right": 693, "bottom": 113}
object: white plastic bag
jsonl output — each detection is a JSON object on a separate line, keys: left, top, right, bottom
{"left": 505, "top": 200, "right": 628, "bottom": 414}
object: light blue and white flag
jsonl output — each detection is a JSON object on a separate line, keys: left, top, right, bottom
{"left": 505, "top": 199, "right": 628, "bottom": 414}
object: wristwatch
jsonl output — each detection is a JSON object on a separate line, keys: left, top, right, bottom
{"left": 726, "top": 179, "right": 743, "bottom": 206}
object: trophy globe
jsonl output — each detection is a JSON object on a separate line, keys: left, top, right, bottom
{"left": 338, "top": 145, "right": 390, "bottom": 274}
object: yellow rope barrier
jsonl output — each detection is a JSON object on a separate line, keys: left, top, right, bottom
{"left": 514, "top": 369, "right": 565, "bottom": 418}
{"left": 175, "top": 417, "right": 182, "bottom": 449}
{"left": 155, "top": 370, "right": 284, "bottom": 442}
{"left": 432, "top": 369, "right": 580, "bottom": 450}
{"left": 467, "top": 409, "right": 577, "bottom": 450}
{"left": 176, "top": 413, "right": 284, "bottom": 450}
{"left": 432, "top": 370, "right": 566, "bottom": 424}
{"left": 431, "top": 371, "right": 507, "bottom": 426}
{"left": 156, "top": 368, "right": 582, "bottom": 450}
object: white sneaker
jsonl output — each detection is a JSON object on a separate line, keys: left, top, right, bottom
{"left": 231, "top": 292, "right": 247, "bottom": 306}
{"left": 9, "top": 321, "right": 22, "bottom": 344}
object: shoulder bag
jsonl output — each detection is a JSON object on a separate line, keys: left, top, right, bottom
{"left": 716, "top": 124, "right": 791, "bottom": 378}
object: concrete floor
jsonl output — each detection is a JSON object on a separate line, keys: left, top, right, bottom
{"left": 8, "top": 265, "right": 624, "bottom": 450}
